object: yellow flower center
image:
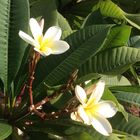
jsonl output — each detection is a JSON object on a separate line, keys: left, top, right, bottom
{"left": 37, "top": 35, "right": 51, "bottom": 52}
{"left": 84, "top": 102, "right": 97, "bottom": 116}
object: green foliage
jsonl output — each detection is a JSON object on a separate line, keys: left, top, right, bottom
{"left": 0, "top": 0, "right": 29, "bottom": 91}
{"left": 111, "top": 113, "right": 140, "bottom": 138}
{"left": 30, "top": 0, "right": 57, "bottom": 30}
{"left": 92, "top": 0, "right": 140, "bottom": 30}
{"left": 110, "top": 86, "right": 140, "bottom": 106}
{"left": 34, "top": 25, "right": 111, "bottom": 91}
{"left": 92, "top": 0, "right": 125, "bottom": 19}
{"left": 79, "top": 46, "right": 140, "bottom": 80}
{"left": 1, "top": 0, "right": 140, "bottom": 139}
{"left": 0, "top": 122, "right": 12, "bottom": 140}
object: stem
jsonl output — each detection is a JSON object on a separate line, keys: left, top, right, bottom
{"left": 15, "top": 70, "right": 78, "bottom": 121}
{"left": 15, "top": 84, "right": 26, "bottom": 106}
{"left": 28, "top": 52, "right": 40, "bottom": 106}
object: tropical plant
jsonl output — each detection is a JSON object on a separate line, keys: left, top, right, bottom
{"left": 1, "top": 0, "right": 140, "bottom": 139}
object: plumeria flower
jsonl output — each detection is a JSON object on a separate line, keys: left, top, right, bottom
{"left": 71, "top": 81, "right": 117, "bottom": 136}
{"left": 19, "top": 18, "right": 70, "bottom": 56}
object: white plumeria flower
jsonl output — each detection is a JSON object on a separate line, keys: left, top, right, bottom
{"left": 19, "top": 18, "right": 70, "bottom": 56}
{"left": 71, "top": 81, "right": 117, "bottom": 136}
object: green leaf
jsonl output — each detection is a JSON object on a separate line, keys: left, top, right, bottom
{"left": 78, "top": 47, "right": 140, "bottom": 78}
{"left": 110, "top": 86, "right": 140, "bottom": 106}
{"left": 111, "top": 113, "right": 140, "bottom": 137}
{"left": 28, "top": 132, "right": 51, "bottom": 140}
{"left": 124, "top": 18, "right": 140, "bottom": 30}
{"left": 56, "top": 0, "right": 72, "bottom": 7}
{"left": 25, "top": 118, "right": 140, "bottom": 140}
{"left": 128, "top": 36, "right": 140, "bottom": 48}
{"left": 92, "top": 0, "right": 125, "bottom": 19}
{"left": 102, "top": 25, "right": 131, "bottom": 50}
{"left": 83, "top": 18, "right": 132, "bottom": 50}
{"left": 34, "top": 25, "right": 111, "bottom": 92}
{"left": 58, "top": 0, "right": 97, "bottom": 30}
{"left": 93, "top": 0, "right": 140, "bottom": 30}
{"left": 125, "top": 14, "right": 140, "bottom": 29}
{"left": 0, "top": 0, "right": 29, "bottom": 91}
{"left": 57, "top": 12, "right": 72, "bottom": 32}
{"left": 101, "top": 76, "right": 131, "bottom": 86}
{"left": 57, "top": 12, "right": 73, "bottom": 39}
{"left": 30, "top": 0, "right": 57, "bottom": 30}
{"left": 82, "top": 10, "right": 107, "bottom": 27}
{"left": 25, "top": 119, "right": 121, "bottom": 140}
{"left": 51, "top": 91, "right": 73, "bottom": 109}
{"left": 110, "top": 85, "right": 140, "bottom": 93}
{"left": 63, "top": 0, "right": 97, "bottom": 18}
{"left": 0, "top": 122, "right": 12, "bottom": 140}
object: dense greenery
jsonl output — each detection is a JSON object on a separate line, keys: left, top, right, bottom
{"left": 1, "top": 0, "right": 140, "bottom": 139}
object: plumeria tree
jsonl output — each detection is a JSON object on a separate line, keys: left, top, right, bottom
{"left": 1, "top": 0, "right": 140, "bottom": 140}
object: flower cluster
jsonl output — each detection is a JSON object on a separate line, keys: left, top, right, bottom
{"left": 71, "top": 81, "right": 117, "bottom": 136}
{"left": 19, "top": 18, "right": 70, "bottom": 56}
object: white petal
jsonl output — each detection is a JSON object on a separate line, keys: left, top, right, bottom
{"left": 91, "top": 113, "right": 112, "bottom": 136}
{"left": 94, "top": 101, "right": 117, "bottom": 118}
{"left": 19, "top": 31, "right": 38, "bottom": 46}
{"left": 87, "top": 81, "right": 105, "bottom": 105}
{"left": 17, "top": 128, "right": 23, "bottom": 136}
{"left": 71, "top": 112, "right": 83, "bottom": 122}
{"left": 29, "top": 18, "right": 42, "bottom": 42}
{"left": 34, "top": 47, "right": 52, "bottom": 56}
{"left": 49, "top": 40, "right": 70, "bottom": 55}
{"left": 43, "top": 26, "right": 62, "bottom": 42}
{"left": 75, "top": 85, "right": 87, "bottom": 105}
{"left": 43, "top": 48, "right": 52, "bottom": 56}
{"left": 71, "top": 112, "right": 77, "bottom": 121}
{"left": 78, "top": 105, "right": 91, "bottom": 125}
{"left": 39, "top": 18, "right": 44, "bottom": 32}
{"left": 34, "top": 48, "right": 43, "bottom": 55}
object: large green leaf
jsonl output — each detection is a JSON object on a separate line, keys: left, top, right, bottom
{"left": 0, "top": 122, "right": 12, "bottom": 139}
{"left": 25, "top": 119, "right": 120, "bottom": 140}
{"left": 92, "top": 0, "right": 125, "bottom": 19}
{"left": 0, "top": 0, "right": 29, "bottom": 91}
{"left": 82, "top": 14, "right": 131, "bottom": 50}
{"left": 78, "top": 47, "right": 140, "bottom": 78}
{"left": 14, "top": 0, "right": 57, "bottom": 96}
{"left": 92, "top": 0, "right": 140, "bottom": 30}
{"left": 25, "top": 118, "right": 140, "bottom": 140}
{"left": 34, "top": 25, "right": 111, "bottom": 92}
{"left": 102, "top": 25, "right": 131, "bottom": 50}
{"left": 111, "top": 113, "right": 140, "bottom": 137}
